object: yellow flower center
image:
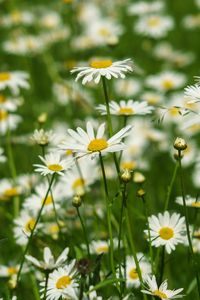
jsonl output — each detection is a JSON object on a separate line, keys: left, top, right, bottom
{"left": 8, "top": 266, "right": 18, "bottom": 275}
{"left": 98, "top": 28, "right": 110, "bottom": 37}
{"left": 153, "top": 290, "right": 167, "bottom": 299}
{"left": 147, "top": 17, "right": 161, "bottom": 27}
{"left": 191, "top": 202, "right": 200, "bottom": 207}
{"left": 11, "top": 11, "right": 22, "bottom": 22}
{"left": 3, "top": 187, "right": 19, "bottom": 198}
{"left": 87, "top": 138, "right": 108, "bottom": 152}
{"left": 42, "top": 195, "right": 53, "bottom": 206}
{"left": 121, "top": 161, "right": 136, "bottom": 170}
{"left": 96, "top": 245, "right": 109, "bottom": 253}
{"left": 47, "top": 164, "right": 63, "bottom": 172}
{"left": 147, "top": 96, "right": 159, "bottom": 105}
{"left": 162, "top": 79, "right": 174, "bottom": 90}
{"left": 72, "top": 178, "right": 85, "bottom": 189}
{"left": 90, "top": 60, "right": 113, "bottom": 69}
{"left": 49, "top": 224, "right": 59, "bottom": 234}
{"left": 119, "top": 107, "right": 134, "bottom": 115}
{"left": 159, "top": 227, "right": 174, "bottom": 240}
{"left": 56, "top": 275, "right": 72, "bottom": 289}
{"left": 0, "top": 72, "right": 11, "bottom": 81}
{"left": 129, "top": 268, "right": 139, "bottom": 280}
{"left": 0, "top": 95, "right": 6, "bottom": 103}
{"left": 65, "top": 149, "right": 73, "bottom": 156}
{"left": 25, "top": 218, "right": 36, "bottom": 232}
{"left": 0, "top": 110, "right": 8, "bottom": 121}
{"left": 168, "top": 107, "right": 179, "bottom": 116}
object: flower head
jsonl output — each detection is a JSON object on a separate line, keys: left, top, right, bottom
{"left": 34, "top": 153, "right": 74, "bottom": 176}
{"left": 60, "top": 122, "right": 132, "bottom": 158}
{"left": 71, "top": 58, "right": 133, "bottom": 84}
{"left": 0, "top": 71, "right": 29, "bottom": 94}
{"left": 141, "top": 275, "right": 184, "bottom": 299}
{"left": 145, "top": 211, "right": 186, "bottom": 254}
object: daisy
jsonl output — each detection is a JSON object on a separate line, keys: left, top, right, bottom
{"left": 134, "top": 15, "right": 174, "bottom": 38}
{"left": 60, "top": 122, "right": 132, "bottom": 158}
{"left": 125, "top": 254, "right": 151, "bottom": 288}
{"left": 71, "top": 58, "right": 133, "bottom": 85}
{"left": 0, "top": 71, "right": 29, "bottom": 94}
{"left": 96, "top": 100, "right": 154, "bottom": 116}
{"left": 89, "top": 239, "right": 118, "bottom": 255}
{"left": 0, "top": 264, "right": 19, "bottom": 277}
{"left": 141, "top": 275, "right": 184, "bottom": 299}
{"left": 146, "top": 71, "right": 186, "bottom": 92}
{"left": 146, "top": 211, "right": 186, "bottom": 254}
{"left": 0, "top": 94, "right": 22, "bottom": 111}
{"left": 0, "top": 179, "right": 21, "bottom": 201}
{"left": 184, "top": 84, "right": 200, "bottom": 103}
{"left": 26, "top": 246, "right": 69, "bottom": 271}
{"left": 40, "top": 264, "right": 79, "bottom": 300}
{"left": 34, "top": 153, "right": 74, "bottom": 176}
{"left": 31, "top": 129, "right": 55, "bottom": 146}
{"left": 128, "top": 1, "right": 164, "bottom": 16}
{"left": 14, "top": 210, "right": 40, "bottom": 246}
{"left": 0, "top": 110, "right": 22, "bottom": 135}
{"left": 176, "top": 195, "right": 200, "bottom": 208}
{"left": 113, "top": 78, "right": 141, "bottom": 97}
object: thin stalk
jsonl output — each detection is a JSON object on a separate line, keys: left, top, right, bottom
{"left": 43, "top": 272, "right": 50, "bottom": 300}
{"left": 118, "top": 116, "right": 127, "bottom": 165}
{"left": 99, "top": 153, "right": 116, "bottom": 283}
{"left": 164, "top": 161, "right": 179, "bottom": 211}
{"left": 76, "top": 207, "right": 90, "bottom": 258}
{"left": 16, "top": 174, "right": 55, "bottom": 286}
{"left": 142, "top": 195, "right": 154, "bottom": 273}
{"left": 158, "top": 246, "right": 165, "bottom": 285}
{"left": 178, "top": 151, "right": 200, "bottom": 298}
{"left": 101, "top": 77, "right": 120, "bottom": 177}
{"left": 30, "top": 273, "right": 40, "bottom": 300}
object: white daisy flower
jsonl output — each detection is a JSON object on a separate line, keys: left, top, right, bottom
{"left": 0, "top": 94, "right": 22, "bottom": 111}
{"left": 71, "top": 58, "right": 133, "bottom": 85}
{"left": 83, "top": 286, "right": 102, "bottom": 300}
{"left": 146, "top": 71, "right": 186, "bottom": 92}
{"left": 146, "top": 211, "right": 186, "bottom": 254}
{"left": 134, "top": 15, "right": 174, "bottom": 38}
{"left": 0, "top": 71, "right": 29, "bottom": 94}
{"left": 89, "top": 239, "right": 118, "bottom": 255}
{"left": 0, "top": 110, "right": 22, "bottom": 135}
{"left": 26, "top": 247, "right": 69, "bottom": 271}
{"left": 31, "top": 129, "right": 55, "bottom": 146}
{"left": 113, "top": 78, "right": 141, "bottom": 97}
{"left": 175, "top": 195, "right": 200, "bottom": 208}
{"left": 60, "top": 122, "right": 132, "bottom": 158}
{"left": 125, "top": 254, "right": 151, "bottom": 288}
{"left": 40, "top": 264, "right": 79, "bottom": 300}
{"left": 34, "top": 153, "right": 74, "bottom": 176}
{"left": 184, "top": 84, "right": 200, "bottom": 103}
{"left": 14, "top": 210, "right": 40, "bottom": 246}
{"left": 0, "top": 179, "right": 21, "bottom": 201}
{"left": 0, "top": 264, "right": 19, "bottom": 277}
{"left": 141, "top": 275, "right": 184, "bottom": 299}
{"left": 128, "top": 1, "right": 164, "bottom": 16}
{"left": 96, "top": 100, "right": 154, "bottom": 116}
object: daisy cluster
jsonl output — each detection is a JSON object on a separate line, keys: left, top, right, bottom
{"left": 0, "top": 0, "right": 200, "bottom": 300}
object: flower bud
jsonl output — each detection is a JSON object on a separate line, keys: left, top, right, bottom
{"left": 137, "top": 188, "right": 145, "bottom": 197}
{"left": 121, "top": 169, "right": 132, "bottom": 183}
{"left": 133, "top": 172, "right": 145, "bottom": 183}
{"left": 174, "top": 137, "right": 187, "bottom": 151}
{"left": 38, "top": 112, "right": 47, "bottom": 125}
{"left": 72, "top": 195, "right": 82, "bottom": 207}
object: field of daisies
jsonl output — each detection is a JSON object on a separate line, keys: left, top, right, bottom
{"left": 1, "top": 0, "right": 200, "bottom": 299}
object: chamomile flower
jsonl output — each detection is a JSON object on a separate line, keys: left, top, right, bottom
{"left": 0, "top": 94, "right": 22, "bottom": 111}
{"left": 26, "top": 247, "right": 69, "bottom": 271}
{"left": 0, "top": 179, "right": 21, "bottom": 201}
{"left": 113, "top": 78, "right": 141, "bottom": 97}
{"left": 40, "top": 264, "right": 79, "bottom": 300}
{"left": 14, "top": 210, "right": 40, "bottom": 246}
{"left": 0, "top": 71, "right": 29, "bottom": 94}
{"left": 134, "top": 15, "right": 174, "bottom": 38}
{"left": 89, "top": 239, "right": 118, "bottom": 255}
{"left": 34, "top": 153, "right": 74, "bottom": 176}
{"left": 125, "top": 254, "right": 151, "bottom": 288}
{"left": 96, "top": 100, "right": 154, "bottom": 116}
{"left": 31, "top": 129, "right": 54, "bottom": 146}
{"left": 176, "top": 195, "right": 200, "bottom": 208}
{"left": 141, "top": 275, "right": 184, "bottom": 299}
{"left": 61, "top": 122, "right": 132, "bottom": 158}
{"left": 0, "top": 110, "right": 22, "bottom": 135}
{"left": 71, "top": 58, "right": 133, "bottom": 85}
{"left": 0, "top": 264, "right": 19, "bottom": 277}
{"left": 128, "top": 1, "right": 164, "bottom": 16}
{"left": 146, "top": 211, "right": 186, "bottom": 254}
{"left": 146, "top": 71, "right": 186, "bottom": 92}
{"left": 184, "top": 84, "right": 200, "bottom": 103}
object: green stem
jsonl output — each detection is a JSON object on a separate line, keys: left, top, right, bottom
{"left": 99, "top": 153, "right": 116, "bottom": 282}
{"left": 158, "top": 246, "right": 165, "bottom": 285}
{"left": 43, "top": 272, "right": 49, "bottom": 300}
{"left": 164, "top": 161, "right": 178, "bottom": 211}
{"left": 30, "top": 273, "right": 40, "bottom": 300}
{"left": 178, "top": 152, "right": 200, "bottom": 298}
{"left": 76, "top": 207, "right": 90, "bottom": 258}
{"left": 16, "top": 174, "right": 55, "bottom": 287}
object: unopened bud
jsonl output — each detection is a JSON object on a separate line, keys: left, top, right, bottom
{"left": 137, "top": 188, "right": 145, "bottom": 197}
{"left": 8, "top": 276, "right": 17, "bottom": 289}
{"left": 72, "top": 195, "right": 82, "bottom": 207}
{"left": 174, "top": 137, "right": 187, "bottom": 151}
{"left": 38, "top": 113, "right": 47, "bottom": 125}
{"left": 133, "top": 172, "right": 145, "bottom": 183}
{"left": 121, "top": 169, "right": 132, "bottom": 183}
